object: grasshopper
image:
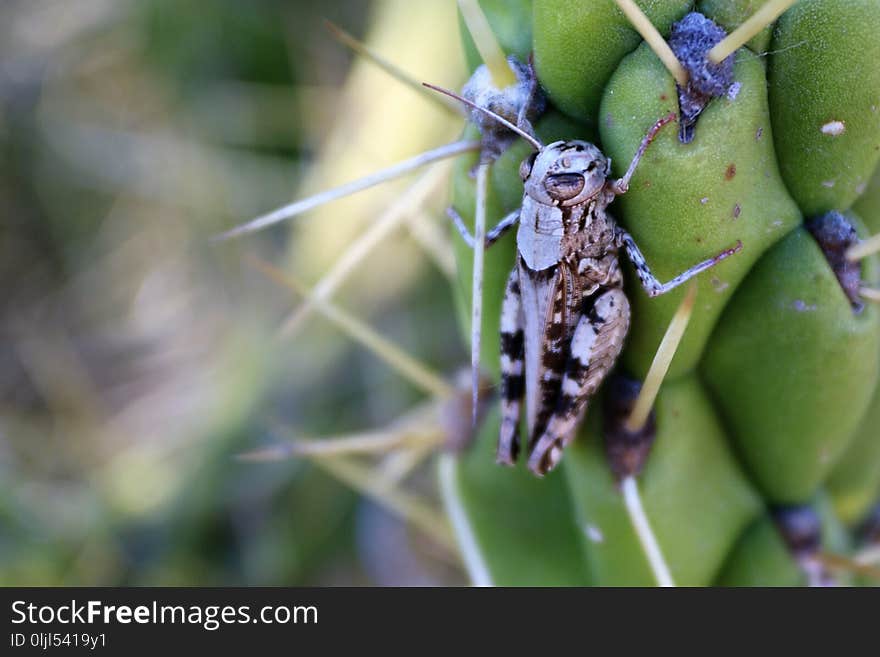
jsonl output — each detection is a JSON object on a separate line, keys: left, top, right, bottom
{"left": 432, "top": 86, "right": 742, "bottom": 476}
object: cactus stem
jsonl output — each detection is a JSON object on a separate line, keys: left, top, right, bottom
{"left": 214, "top": 140, "right": 477, "bottom": 240}
{"left": 620, "top": 476, "right": 675, "bottom": 587}
{"left": 624, "top": 284, "right": 697, "bottom": 434}
{"left": 859, "top": 286, "right": 880, "bottom": 303}
{"left": 457, "top": 0, "right": 516, "bottom": 88}
{"left": 248, "top": 256, "right": 455, "bottom": 398}
{"left": 613, "top": 0, "right": 688, "bottom": 87}
{"left": 439, "top": 454, "right": 494, "bottom": 586}
{"left": 846, "top": 232, "right": 880, "bottom": 262}
{"left": 323, "top": 20, "right": 461, "bottom": 116}
{"left": 471, "top": 163, "right": 489, "bottom": 426}
{"left": 277, "top": 166, "right": 450, "bottom": 338}
{"left": 708, "top": 0, "right": 796, "bottom": 64}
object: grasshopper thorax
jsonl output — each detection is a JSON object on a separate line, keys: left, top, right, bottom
{"left": 520, "top": 141, "right": 611, "bottom": 207}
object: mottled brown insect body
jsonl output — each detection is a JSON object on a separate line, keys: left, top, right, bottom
{"left": 501, "top": 163, "right": 633, "bottom": 475}
{"left": 445, "top": 108, "right": 742, "bottom": 476}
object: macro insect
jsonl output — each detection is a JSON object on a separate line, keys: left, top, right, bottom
{"left": 432, "top": 86, "right": 743, "bottom": 477}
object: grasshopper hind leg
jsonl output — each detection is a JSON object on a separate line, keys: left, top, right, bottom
{"left": 496, "top": 268, "right": 525, "bottom": 465}
{"left": 528, "top": 288, "right": 631, "bottom": 476}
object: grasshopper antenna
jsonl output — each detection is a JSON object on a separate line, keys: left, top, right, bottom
{"left": 323, "top": 20, "right": 460, "bottom": 115}
{"left": 422, "top": 83, "right": 543, "bottom": 151}
{"left": 612, "top": 112, "right": 676, "bottom": 194}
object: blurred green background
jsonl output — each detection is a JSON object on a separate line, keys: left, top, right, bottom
{"left": 0, "top": 0, "right": 473, "bottom": 585}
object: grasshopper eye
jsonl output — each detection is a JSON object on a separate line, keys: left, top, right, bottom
{"left": 544, "top": 173, "right": 585, "bottom": 201}
{"left": 519, "top": 152, "right": 538, "bottom": 181}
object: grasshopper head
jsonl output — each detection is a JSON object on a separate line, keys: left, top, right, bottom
{"left": 520, "top": 141, "right": 610, "bottom": 207}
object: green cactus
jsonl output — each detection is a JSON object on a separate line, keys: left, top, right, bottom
{"left": 564, "top": 376, "right": 761, "bottom": 585}
{"left": 533, "top": 0, "right": 690, "bottom": 121}
{"left": 443, "top": 0, "right": 880, "bottom": 586}
{"left": 768, "top": 0, "right": 880, "bottom": 216}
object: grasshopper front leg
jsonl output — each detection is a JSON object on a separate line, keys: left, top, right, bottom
{"left": 609, "top": 113, "right": 677, "bottom": 196}
{"left": 616, "top": 229, "right": 743, "bottom": 298}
